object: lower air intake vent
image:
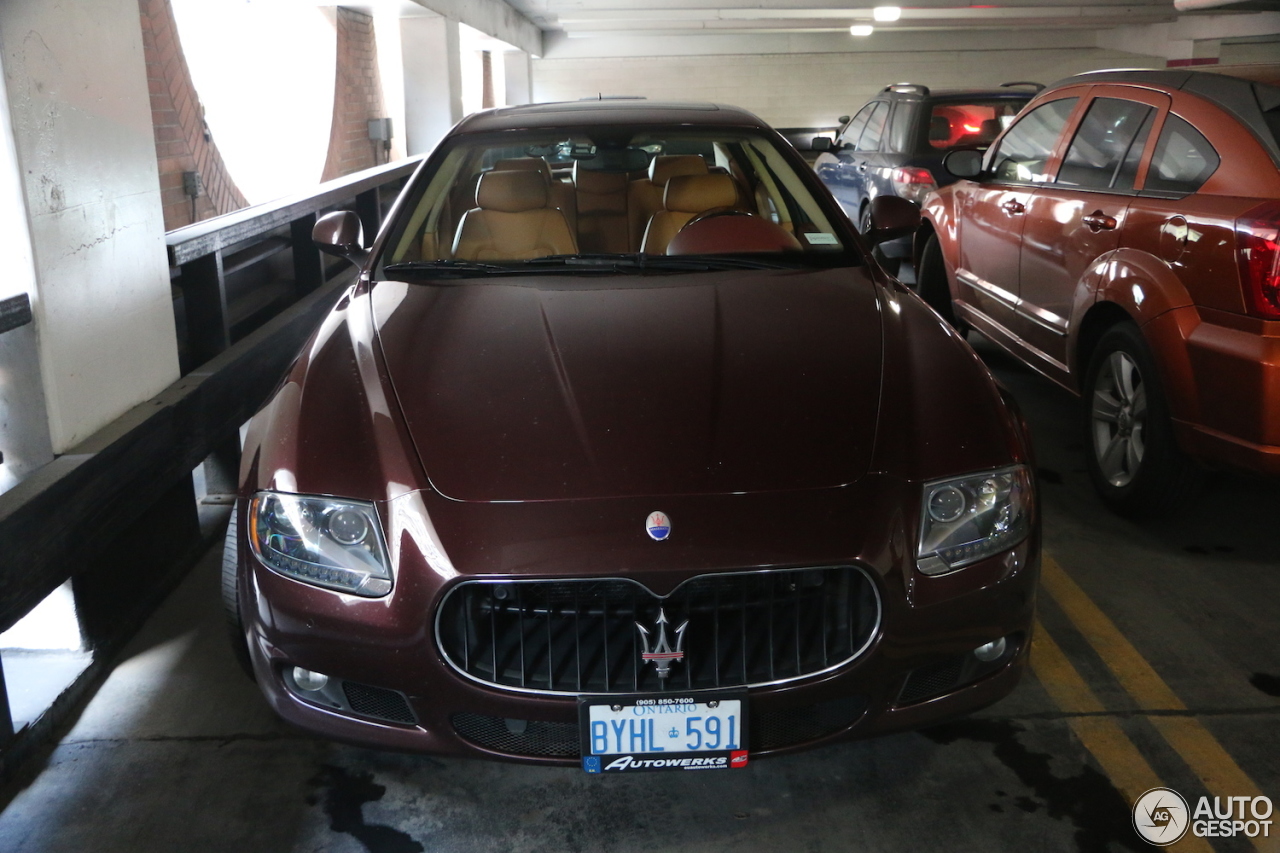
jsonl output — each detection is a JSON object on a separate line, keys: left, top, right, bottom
{"left": 452, "top": 713, "right": 578, "bottom": 758}
{"left": 897, "top": 655, "right": 967, "bottom": 705}
{"left": 342, "top": 681, "right": 417, "bottom": 724}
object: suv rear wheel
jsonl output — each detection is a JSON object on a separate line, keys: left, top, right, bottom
{"left": 1083, "top": 323, "right": 1203, "bottom": 516}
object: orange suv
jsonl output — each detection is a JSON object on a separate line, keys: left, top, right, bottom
{"left": 916, "top": 69, "right": 1280, "bottom": 514}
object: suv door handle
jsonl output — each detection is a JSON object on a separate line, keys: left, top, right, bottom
{"left": 1001, "top": 199, "right": 1025, "bottom": 215}
{"left": 1082, "top": 211, "right": 1118, "bottom": 231}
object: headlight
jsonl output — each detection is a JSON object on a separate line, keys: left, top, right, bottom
{"left": 248, "top": 492, "right": 393, "bottom": 596}
{"left": 916, "top": 465, "right": 1032, "bottom": 575}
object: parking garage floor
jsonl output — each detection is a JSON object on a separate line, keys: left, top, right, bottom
{"left": 0, "top": 336, "right": 1276, "bottom": 853}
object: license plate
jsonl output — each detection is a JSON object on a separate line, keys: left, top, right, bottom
{"left": 578, "top": 692, "right": 749, "bottom": 773}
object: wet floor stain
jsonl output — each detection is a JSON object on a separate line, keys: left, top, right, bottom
{"left": 310, "top": 765, "right": 424, "bottom": 853}
{"left": 1183, "top": 544, "right": 1237, "bottom": 555}
{"left": 922, "top": 719, "right": 1144, "bottom": 852}
{"left": 1250, "top": 673, "right": 1280, "bottom": 698}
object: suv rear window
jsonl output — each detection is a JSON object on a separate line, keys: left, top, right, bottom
{"left": 1144, "top": 115, "right": 1219, "bottom": 195}
{"left": 926, "top": 100, "right": 1027, "bottom": 150}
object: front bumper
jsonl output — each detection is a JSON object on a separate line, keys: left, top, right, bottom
{"left": 238, "top": 478, "right": 1040, "bottom": 764}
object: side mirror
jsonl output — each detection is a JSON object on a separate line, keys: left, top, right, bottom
{"left": 811, "top": 137, "right": 833, "bottom": 152}
{"left": 313, "top": 210, "right": 367, "bottom": 265}
{"left": 866, "top": 196, "right": 921, "bottom": 246}
{"left": 942, "top": 148, "right": 984, "bottom": 179}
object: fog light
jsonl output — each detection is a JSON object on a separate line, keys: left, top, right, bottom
{"left": 293, "top": 667, "right": 329, "bottom": 691}
{"left": 973, "top": 637, "right": 1007, "bottom": 662}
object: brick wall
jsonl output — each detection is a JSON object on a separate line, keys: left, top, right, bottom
{"left": 139, "top": 0, "right": 248, "bottom": 231}
{"left": 321, "top": 8, "right": 387, "bottom": 182}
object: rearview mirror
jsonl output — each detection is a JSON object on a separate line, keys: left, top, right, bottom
{"left": 943, "top": 149, "right": 984, "bottom": 180}
{"left": 313, "top": 210, "right": 367, "bottom": 266}
{"left": 866, "top": 196, "right": 921, "bottom": 246}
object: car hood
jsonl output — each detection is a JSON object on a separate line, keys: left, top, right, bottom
{"left": 370, "top": 269, "right": 883, "bottom": 502}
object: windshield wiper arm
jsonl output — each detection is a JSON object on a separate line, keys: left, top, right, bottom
{"left": 383, "top": 260, "right": 510, "bottom": 277}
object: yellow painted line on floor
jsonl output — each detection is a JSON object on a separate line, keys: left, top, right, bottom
{"left": 1031, "top": 621, "right": 1214, "bottom": 853}
{"left": 1041, "top": 555, "right": 1277, "bottom": 853}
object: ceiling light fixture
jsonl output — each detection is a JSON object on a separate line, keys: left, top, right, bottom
{"left": 850, "top": 24, "right": 874, "bottom": 35}
{"left": 873, "top": 6, "right": 902, "bottom": 21}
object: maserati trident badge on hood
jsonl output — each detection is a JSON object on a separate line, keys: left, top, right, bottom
{"left": 646, "top": 511, "right": 671, "bottom": 541}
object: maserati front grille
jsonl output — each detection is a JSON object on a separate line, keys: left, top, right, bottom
{"left": 435, "top": 566, "right": 880, "bottom": 695}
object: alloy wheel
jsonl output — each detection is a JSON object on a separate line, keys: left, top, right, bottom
{"left": 1090, "top": 350, "right": 1148, "bottom": 488}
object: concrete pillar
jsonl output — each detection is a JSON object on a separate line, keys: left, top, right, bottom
{"left": 0, "top": 0, "right": 179, "bottom": 454}
{"left": 0, "top": 65, "right": 53, "bottom": 495}
{"left": 401, "top": 14, "right": 463, "bottom": 156}
{"left": 504, "top": 51, "right": 532, "bottom": 106}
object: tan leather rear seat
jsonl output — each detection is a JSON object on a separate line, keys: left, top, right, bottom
{"left": 452, "top": 169, "right": 578, "bottom": 260}
{"left": 573, "top": 162, "right": 631, "bottom": 254}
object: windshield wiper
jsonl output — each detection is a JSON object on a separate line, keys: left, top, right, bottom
{"left": 383, "top": 253, "right": 796, "bottom": 280}
{"left": 383, "top": 260, "right": 511, "bottom": 278}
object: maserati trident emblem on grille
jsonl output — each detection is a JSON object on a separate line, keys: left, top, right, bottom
{"left": 637, "top": 608, "right": 688, "bottom": 678}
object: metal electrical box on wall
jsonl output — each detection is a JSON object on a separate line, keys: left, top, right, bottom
{"left": 367, "top": 118, "right": 393, "bottom": 142}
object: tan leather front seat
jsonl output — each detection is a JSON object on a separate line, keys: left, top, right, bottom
{"left": 641, "top": 173, "right": 740, "bottom": 255}
{"left": 628, "top": 155, "right": 708, "bottom": 252}
{"left": 452, "top": 170, "right": 578, "bottom": 261}
{"left": 493, "top": 158, "right": 578, "bottom": 237}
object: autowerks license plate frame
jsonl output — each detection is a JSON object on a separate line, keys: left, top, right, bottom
{"left": 578, "top": 692, "right": 749, "bottom": 773}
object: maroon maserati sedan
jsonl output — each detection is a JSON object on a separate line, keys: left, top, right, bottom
{"left": 225, "top": 100, "right": 1039, "bottom": 773}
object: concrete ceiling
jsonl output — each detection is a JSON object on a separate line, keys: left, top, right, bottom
{"left": 504, "top": 0, "right": 1256, "bottom": 38}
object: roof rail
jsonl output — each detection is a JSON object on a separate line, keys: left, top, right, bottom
{"left": 1000, "top": 81, "right": 1046, "bottom": 92}
{"left": 882, "top": 83, "right": 930, "bottom": 96}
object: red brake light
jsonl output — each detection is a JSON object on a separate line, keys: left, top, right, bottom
{"left": 892, "top": 167, "right": 935, "bottom": 185}
{"left": 1236, "top": 200, "right": 1280, "bottom": 320}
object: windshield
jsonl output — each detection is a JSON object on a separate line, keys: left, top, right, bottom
{"left": 380, "top": 126, "right": 852, "bottom": 275}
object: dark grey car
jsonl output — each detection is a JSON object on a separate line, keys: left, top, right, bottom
{"left": 814, "top": 83, "right": 1038, "bottom": 272}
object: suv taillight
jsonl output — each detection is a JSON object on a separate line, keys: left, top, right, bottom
{"left": 891, "top": 167, "right": 938, "bottom": 207}
{"left": 1236, "top": 200, "right": 1280, "bottom": 320}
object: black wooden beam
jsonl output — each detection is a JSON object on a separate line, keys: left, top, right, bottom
{"left": 0, "top": 273, "right": 352, "bottom": 634}
{"left": 166, "top": 157, "right": 421, "bottom": 267}
{"left": 0, "top": 294, "right": 32, "bottom": 335}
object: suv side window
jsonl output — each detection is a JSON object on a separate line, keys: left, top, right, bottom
{"left": 886, "top": 101, "right": 917, "bottom": 154}
{"left": 858, "top": 102, "right": 889, "bottom": 152}
{"left": 1144, "top": 115, "right": 1220, "bottom": 195}
{"left": 987, "top": 97, "right": 1079, "bottom": 184}
{"left": 1057, "top": 98, "right": 1155, "bottom": 191}
{"left": 838, "top": 104, "right": 876, "bottom": 150}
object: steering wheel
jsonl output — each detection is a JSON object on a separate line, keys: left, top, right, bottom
{"left": 679, "top": 208, "right": 755, "bottom": 231}
{"left": 666, "top": 209, "right": 803, "bottom": 255}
